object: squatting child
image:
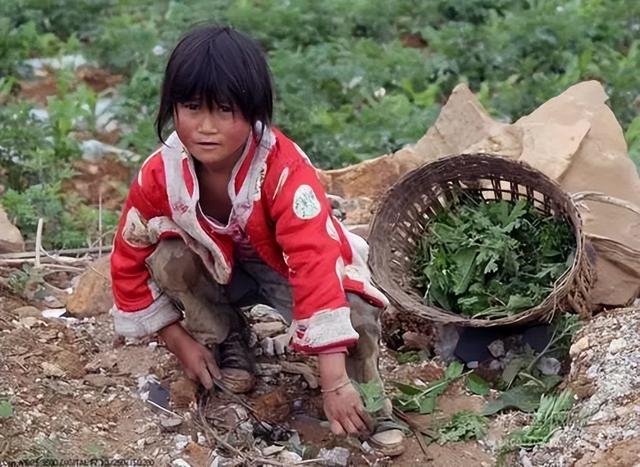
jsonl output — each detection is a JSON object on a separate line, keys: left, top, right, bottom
{"left": 110, "top": 25, "right": 404, "bottom": 455}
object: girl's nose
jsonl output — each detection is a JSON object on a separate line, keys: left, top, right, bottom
{"left": 198, "top": 111, "right": 219, "bottom": 133}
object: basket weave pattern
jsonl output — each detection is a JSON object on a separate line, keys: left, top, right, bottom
{"left": 368, "top": 154, "right": 595, "bottom": 327}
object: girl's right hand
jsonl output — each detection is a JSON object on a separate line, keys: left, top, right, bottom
{"left": 159, "top": 322, "right": 221, "bottom": 389}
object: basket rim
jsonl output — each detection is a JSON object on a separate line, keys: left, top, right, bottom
{"left": 367, "top": 152, "right": 588, "bottom": 327}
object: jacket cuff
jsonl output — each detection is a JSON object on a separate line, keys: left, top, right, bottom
{"left": 111, "top": 294, "right": 182, "bottom": 337}
{"left": 292, "top": 307, "right": 359, "bottom": 354}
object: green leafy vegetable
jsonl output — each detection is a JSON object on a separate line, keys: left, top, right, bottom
{"left": 394, "top": 362, "right": 469, "bottom": 414}
{"left": 436, "top": 411, "right": 489, "bottom": 444}
{"left": 482, "top": 384, "right": 545, "bottom": 415}
{"left": 414, "top": 197, "right": 575, "bottom": 319}
{"left": 466, "top": 373, "right": 490, "bottom": 396}
{"left": 396, "top": 350, "right": 423, "bottom": 364}
{"left": 354, "top": 381, "right": 387, "bottom": 414}
{"left": 499, "top": 390, "right": 574, "bottom": 456}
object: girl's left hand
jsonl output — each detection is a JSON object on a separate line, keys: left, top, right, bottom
{"left": 322, "top": 382, "right": 373, "bottom": 436}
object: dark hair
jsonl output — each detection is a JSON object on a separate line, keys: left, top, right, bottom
{"left": 156, "top": 25, "right": 273, "bottom": 143}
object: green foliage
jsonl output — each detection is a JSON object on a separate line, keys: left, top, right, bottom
{"left": 354, "top": 381, "right": 387, "bottom": 414}
{"left": 466, "top": 373, "right": 490, "bottom": 396}
{"left": 499, "top": 390, "right": 574, "bottom": 458}
{"left": 435, "top": 411, "right": 489, "bottom": 443}
{"left": 396, "top": 350, "right": 424, "bottom": 364}
{"left": 3, "top": 0, "right": 640, "bottom": 169}
{"left": 414, "top": 197, "right": 575, "bottom": 319}
{"left": 1, "top": 183, "right": 119, "bottom": 249}
{"left": 0, "top": 68, "right": 118, "bottom": 249}
{"left": 6, "top": 263, "right": 45, "bottom": 299}
{"left": 394, "top": 361, "right": 467, "bottom": 414}
{"left": 483, "top": 383, "right": 546, "bottom": 415}
{"left": 0, "top": 400, "right": 14, "bottom": 418}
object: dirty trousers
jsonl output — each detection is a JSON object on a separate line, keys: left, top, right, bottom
{"left": 146, "top": 238, "right": 385, "bottom": 388}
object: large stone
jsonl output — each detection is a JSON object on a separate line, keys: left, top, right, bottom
{"left": 0, "top": 204, "right": 24, "bottom": 253}
{"left": 66, "top": 255, "right": 113, "bottom": 316}
{"left": 318, "top": 147, "right": 428, "bottom": 224}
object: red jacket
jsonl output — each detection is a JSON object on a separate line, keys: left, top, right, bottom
{"left": 110, "top": 126, "right": 388, "bottom": 353}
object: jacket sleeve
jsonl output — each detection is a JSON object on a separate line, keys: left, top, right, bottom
{"left": 110, "top": 168, "right": 182, "bottom": 338}
{"left": 266, "top": 158, "right": 359, "bottom": 353}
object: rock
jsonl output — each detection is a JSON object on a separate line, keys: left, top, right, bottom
{"left": 489, "top": 359, "right": 503, "bottom": 371}
{"left": 253, "top": 389, "right": 290, "bottom": 424}
{"left": 434, "top": 324, "right": 460, "bottom": 360}
{"left": 80, "top": 139, "right": 135, "bottom": 162}
{"left": 488, "top": 340, "right": 506, "bottom": 358}
{"left": 160, "top": 416, "right": 183, "bottom": 432}
{"left": 54, "top": 349, "right": 87, "bottom": 379}
{"left": 248, "top": 304, "right": 288, "bottom": 323}
{"left": 66, "top": 255, "right": 113, "bottom": 316}
{"left": 608, "top": 338, "right": 627, "bottom": 354}
{"left": 252, "top": 321, "right": 287, "bottom": 338}
{"left": 570, "top": 336, "right": 591, "bottom": 357}
{"left": 13, "top": 306, "right": 42, "bottom": 318}
{"left": 261, "top": 333, "right": 290, "bottom": 357}
{"left": 0, "top": 204, "right": 24, "bottom": 253}
{"left": 278, "top": 450, "right": 303, "bottom": 464}
{"left": 255, "top": 363, "right": 282, "bottom": 376}
{"left": 281, "top": 361, "right": 319, "bottom": 388}
{"left": 213, "top": 404, "right": 249, "bottom": 431}
{"left": 173, "top": 434, "right": 191, "bottom": 452}
{"left": 16, "top": 316, "right": 40, "bottom": 329}
{"left": 537, "top": 357, "right": 562, "bottom": 376}
{"left": 402, "top": 331, "right": 432, "bottom": 351}
{"left": 319, "top": 146, "right": 427, "bottom": 225}
{"left": 42, "top": 362, "right": 65, "bottom": 378}
{"left": 83, "top": 374, "right": 116, "bottom": 388}
{"left": 183, "top": 442, "right": 210, "bottom": 466}
{"left": 318, "top": 446, "right": 351, "bottom": 467}
{"left": 171, "top": 459, "right": 191, "bottom": 467}
{"left": 467, "top": 361, "right": 479, "bottom": 369}
{"left": 170, "top": 377, "right": 198, "bottom": 409}
{"left": 262, "top": 445, "right": 285, "bottom": 456}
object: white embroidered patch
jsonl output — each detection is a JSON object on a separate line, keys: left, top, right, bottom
{"left": 293, "top": 184, "right": 321, "bottom": 220}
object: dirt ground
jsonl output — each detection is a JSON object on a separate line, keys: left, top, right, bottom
{"left": 0, "top": 270, "right": 506, "bottom": 466}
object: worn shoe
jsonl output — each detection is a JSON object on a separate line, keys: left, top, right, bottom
{"left": 367, "top": 418, "right": 406, "bottom": 457}
{"left": 217, "top": 331, "right": 256, "bottom": 394}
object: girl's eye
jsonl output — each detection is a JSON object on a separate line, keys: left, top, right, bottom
{"left": 219, "top": 104, "right": 233, "bottom": 113}
{"left": 184, "top": 102, "right": 200, "bottom": 111}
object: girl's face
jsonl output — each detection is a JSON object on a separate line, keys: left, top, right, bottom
{"left": 174, "top": 100, "right": 251, "bottom": 170}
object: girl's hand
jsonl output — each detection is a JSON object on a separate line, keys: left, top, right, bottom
{"left": 322, "top": 382, "right": 373, "bottom": 435}
{"left": 318, "top": 352, "right": 373, "bottom": 436}
{"left": 159, "top": 322, "right": 221, "bottom": 389}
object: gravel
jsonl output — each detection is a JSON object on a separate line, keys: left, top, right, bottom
{"left": 525, "top": 307, "right": 640, "bottom": 466}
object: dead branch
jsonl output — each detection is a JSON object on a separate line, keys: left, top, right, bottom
{"left": 0, "top": 246, "right": 112, "bottom": 260}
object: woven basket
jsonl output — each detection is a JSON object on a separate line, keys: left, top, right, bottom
{"left": 368, "top": 153, "right": 595, "bottom": 327}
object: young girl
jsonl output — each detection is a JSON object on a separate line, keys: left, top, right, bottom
{"left": 110, "top": 25, "right": 404, "bottom": 455}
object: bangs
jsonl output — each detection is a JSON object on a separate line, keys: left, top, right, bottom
{"left": 156, "top": 26, "right": 273, "bottom": 142}
{"left": 169, "top": 35, "right": 245, "bottom": 110}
